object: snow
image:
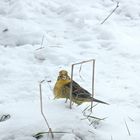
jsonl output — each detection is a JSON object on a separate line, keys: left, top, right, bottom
{"left": 0, "top": 0, "right": 140, "bottom": 139}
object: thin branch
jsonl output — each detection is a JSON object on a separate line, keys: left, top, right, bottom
{"left": 88, "top": 103, "right": 98, "bottom": 112}
{"left": 33, "top": 131, "right": 70, "bottom": 139}
{"left": 3, "top": 28, "right": 8, "bottom": 32}
{"left": 81, "top": 117, "right": 88, "bottom": 120}
{"left": 101, "top": 1, "right": 119, "bottom": 24}
{"left": 47, "top": 81, "right": 52, "bottom": 91}
{"left": 82, "top": 105, "right": 90, "bottom": 113}
{"left": 45, "top": 78, "right": 52, "bottom": 91}
{"left": 88, "top": 130, "right": 95, "bottom": 135}
{"left": 41, "top": 35, "right": 45, "bottom": 48}
{"left": 72, "top": 59, "right": 95, "bottom": 66}
{"left": 91, "top": 60, "right": 95, "bottom": 112}
{"left": 70, "top": 59, "right": 95, "bottom": 110}
{"left": 34, "top": 131, "right": 70, "bottom": 135}
{"left": 82, "top": 103, "right": 98, "bottom": 115}
{"left": 88, "top": 116, "right": 107, "bottom": 127}
{"left": 86, "top": 115, "right": 107, "bottom": 121}
{"left": 124, "top": 120, "right": 131, "bottom": 136}
{"left": 40, "top": 78, "right": 52, "bottom": 91}
{"left": 128, "top": 116, "right": 134, "bottom": 122}
{"left": 81, "top": 110, "right": 107, "bottom": 123}
{"left": 79, "top": 63, "right": 84, "bottom": 80}
{"left": 40, "top": 80, "right": 45, "bottom": 83}
{"left": 70, "top": 64, "right": 74, "bottom": 109}
{"left": 81, "top": 112, "right": 92, "bottom": 120}
{"left": 39, "top": 82, "right": 54, "bottom": 138}
{"left": 0, "top": 114, "right": 11, "bottom": 122}
{"left": 36, "top": 35, "right": 45, "bottom": 50}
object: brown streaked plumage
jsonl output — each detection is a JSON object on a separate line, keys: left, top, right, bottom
{"left": 53, "top": 70, "right": 109, "bottom": 105}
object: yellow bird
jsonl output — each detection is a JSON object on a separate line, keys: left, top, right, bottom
{"left": 53, "top": 70, "right": 109, "bottom": 105}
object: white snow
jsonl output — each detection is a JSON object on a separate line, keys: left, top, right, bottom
{"left": 0, "top": 0, "right": 140, "bottom": 140}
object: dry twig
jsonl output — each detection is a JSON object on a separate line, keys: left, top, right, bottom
{"left": 70, "top": 59, "right": 95, "bottom": 111}
{"left": 82, "top": 103, "right": 98, "bottom": 115}
{"left": 79, "top": 63, "right": 84, "bottom": 80}
{"left": 33, "top": 131, "right": 70, "bottom": 139}
{"left": 124, "top": 120, "right": 131, "bottom": 136}
{"left": 82, "top": 105, "right": 90, "bottom": 114}
{"left": 45, "top": 77, "right": 52, "bottom": 91}
{"left": 88, "top": 130, "right": 95, "bottom": 135}
{"left": 101, "top": 1, "right": 119, "bottom": 24}
{"left": 88, "top": 103, "right": 98, "bottom": 112}
{"left": 36, "top": 35, "right": 45, "bottom": 50}
{"left": 87, "top": 115, "right": 107, "bottom": 121}
{"left": 128, "top": 116, "right": 134, "bottom": 122}
{"left": 39, "top": 81, "right": 54, "bottom": 138}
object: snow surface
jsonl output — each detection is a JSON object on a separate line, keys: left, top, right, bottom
{"left": 0, "top": 0, "right": 140, "bottom": 139}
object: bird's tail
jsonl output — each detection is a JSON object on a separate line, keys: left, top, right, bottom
{"left": 92, "top": 98, "right": 109, "bottom": 105}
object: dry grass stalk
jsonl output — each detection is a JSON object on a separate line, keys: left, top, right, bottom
{"left": 82, "top": 103, "right": 98, "bottom": 115}
{"left": 87, "top": 115, "right": 107, "bottom": 121}
{"left": 33, "top": 131, "right": 70, "bottom": 139}
{"left": 69, "top": 59, "right": 95, "bottom": 111}
{"left": 39, "top": 81, "right": 54, "bottom": 138}
{"left": 81, "top": 112, "right": 92, "bottom": 120}
{"left": 88, "top": 103, "right": 98, "bottom": 112}
{"left": 88, "top": 130, "right": 95, "bottom": 134}
{"left": 36, "top": 35, "right": 45, "bottom": 50}
{"left": 45, "top": 78, "right": 52, "bottom": 91}
{"left": 101, "top": 1, "right": 119, "bottom": 24}
{"left": 82, "top": 105, "right": 90, "bottom": 113}
{"left": 81, "top": 110, "right": 107, "bottom": 128}
{"left": 124, "top": 120, "right": 131, "bottom": 136}
{"left": 128, "top": 116, "right": 134, "bottom": 122}
{"left": 79, "top": 63, "right": 84, "bottom": 80}
{"left": 70, "top": 64, "right": 74, "bottom": 109}
{"left": 88, "top": 116, "right": 107, "bottom": 127}
{"left": 91, "top": 60, "right": 95, "bottom": 112}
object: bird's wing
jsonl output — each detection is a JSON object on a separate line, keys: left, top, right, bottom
{"left": 64, "top": 80, "right": 91, "bottom": 99}
{"left": 64, "top": 81, "right": 109, "bottom": 105}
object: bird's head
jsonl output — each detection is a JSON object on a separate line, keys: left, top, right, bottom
{"left": 57, "top": 70, "right": 70, "bottom": 80}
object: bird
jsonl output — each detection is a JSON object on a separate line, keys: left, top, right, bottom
{"left": 53, "top": 70, "right": 109, "bottom": 105}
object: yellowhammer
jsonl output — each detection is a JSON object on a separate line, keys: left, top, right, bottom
{"left": 53, "top": 70, "right": 109, "bottom": 105}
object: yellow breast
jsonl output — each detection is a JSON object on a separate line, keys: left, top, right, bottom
{"left": 53, "top": 79, "right": 70, "bottom": 99}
